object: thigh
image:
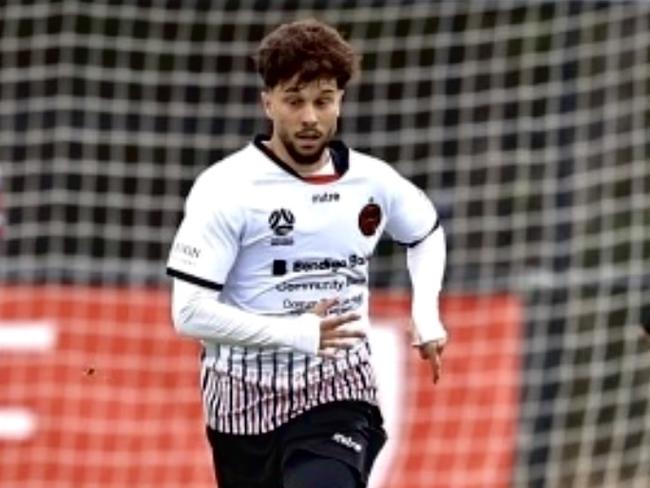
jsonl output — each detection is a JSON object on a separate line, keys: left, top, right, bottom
{"left": 206, "top": 426, "right": 281, "bottom": 488}
{"left": 281, "top": 401, "right": 387, "bottom": 487}
{"left": 283, "top": 450, "right": 357, "bottom": 488}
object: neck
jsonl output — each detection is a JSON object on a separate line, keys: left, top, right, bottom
{"left": 266, "top": 134, "right": 328, "bottom": 176}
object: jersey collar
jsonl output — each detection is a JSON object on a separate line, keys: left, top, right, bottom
{"left": 253, "top": 134, "right": 350, "bottom": 182}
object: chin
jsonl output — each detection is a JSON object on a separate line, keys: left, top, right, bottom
{"left": 294, "top": 155, "right": 323, "bottom": 166}
{"left": 289, "top": 146, "right": 326, "bottom": 166}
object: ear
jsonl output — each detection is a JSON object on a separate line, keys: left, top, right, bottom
{"left": 261, "top": 90, "right": 273, "bottom": 119}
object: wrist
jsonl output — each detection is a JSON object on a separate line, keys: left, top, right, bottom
{"left": 286, "top": 313, "right": 321, "bottom": 355}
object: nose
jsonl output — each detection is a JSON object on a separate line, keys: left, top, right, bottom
{"left": 300, "top": 103, "right": 318, "bottom": 125}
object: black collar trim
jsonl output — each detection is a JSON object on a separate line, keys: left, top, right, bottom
{"left": 253, "top": 134, "right": 350, "bottom": 181}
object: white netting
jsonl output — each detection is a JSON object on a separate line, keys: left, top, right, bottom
{"left": 1, "top": 1, "right": 649, "bottom": 487}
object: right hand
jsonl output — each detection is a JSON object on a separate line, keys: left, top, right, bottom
{"left": 309, "top": 298, "right": 365, "bottom": 356}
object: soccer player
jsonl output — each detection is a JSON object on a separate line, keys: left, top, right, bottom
{"left": 166, "top": 19, "right": 448, "bottom": 488}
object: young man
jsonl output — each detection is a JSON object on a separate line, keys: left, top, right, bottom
{"left": 167, "top": 19, "right": 448, "bottom": 488}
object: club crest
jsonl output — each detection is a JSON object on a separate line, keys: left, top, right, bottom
{"left": 358, "top": 202, "right": 381, "bottom": 236}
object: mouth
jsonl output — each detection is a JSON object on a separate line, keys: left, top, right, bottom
{"left": 294, "top": 134, "right": 323, "bottom": 152}
{"left": 296, "top": 132, "right": 322, "bottom": 140}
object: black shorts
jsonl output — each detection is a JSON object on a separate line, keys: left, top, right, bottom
{"left": 206, "top": 401, "right": 387, "bottom": 488}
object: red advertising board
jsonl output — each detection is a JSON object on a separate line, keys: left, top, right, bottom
{"left": 0, "top": 286, "right": 520, "bottom": 487}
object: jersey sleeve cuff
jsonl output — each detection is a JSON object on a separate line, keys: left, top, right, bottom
{"left": 166, "top": 267, "right": 224, "bottom": 291}
{"left": 411, "top": 319, "right": 448, "bottom": 345}
{"left": 395, "top": 218, "right": 441, "bottom": 248}
{"left": 288, "top": 313, "right": 321, "bottom": 355}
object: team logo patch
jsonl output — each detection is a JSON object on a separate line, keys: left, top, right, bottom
{"left": 358, "top": 202, "right": 381, "bottom": 236}
{"left": 269, "top": 208, "right": 295, "bottom": 246}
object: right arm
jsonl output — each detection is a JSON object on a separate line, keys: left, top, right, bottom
{"left": 168, "top": 170, "right": 362, "bottom": 356}
{"left": 171, "top": 278, "right": 364, "bottom": 356}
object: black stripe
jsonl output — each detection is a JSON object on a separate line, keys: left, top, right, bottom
{"left": 357, "top": 361, "right": 369, "bottom": 390}
{"left": 200, "top": 366, "right": 210, "bottom": 424}
{"left": 331, "top": 359, "right": 340, "bottom": 401}
{"left": 350, "top": 353, "right": 365, "bottom": 394}
{"left": 166, "top": 267, "right": 224, "bottom": 291}
{"left": 287, "top": 351, "right": 294, "bottom": 415}
{"left": 394, "top": 218, "right": 441, "bottom": 248}
{"left": 316, "top": 361, "right": 324, "bottom": 403}
{"left": 226, "top": 351, "right": 233, "bottom": 433}
{"left": 253, "top": 134, "right": 350, "bottom": 179}
{"left": 256, "top": 352, "right": 263, "bottom": 433}
{"left": 242, "top": 347, "right": 248, "bottom": 434}
{"left": 271, "top": 352, "right": 278, "bottom": 430}
{"left": 342, "top": 350, "right": 353, "bottom": 398}
{"left": 212, "top": 372, "right": 221, "bottom": 427}
{"left": 303, "top": 355, "right": 310, "bottom": 408}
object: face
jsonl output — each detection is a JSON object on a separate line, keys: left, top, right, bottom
{"left": 262, "top": 76, "right": 343, "bottom": 166}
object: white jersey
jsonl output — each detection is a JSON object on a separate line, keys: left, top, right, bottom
{"left": 167, "top": 135, "right": 440, "bottom": 433}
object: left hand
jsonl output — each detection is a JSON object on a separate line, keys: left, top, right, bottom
{"left": 417, "top": 338, "right": 447, "bottom": 384}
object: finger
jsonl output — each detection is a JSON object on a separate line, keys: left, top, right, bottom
{"left": 310, "top": 298, "right": 339, "bottom": 317}
{"left": 432, "top": 353, "right": 442, "bottom": 384}
{"left": 321, "top": 325, "right": 366, "bottom": 346}
{"left": 418, "top": 339, "right": 446, "bottom": 360}
{"left": 319, "top": 348, "right": 337, "bottom": 358}
{"left": 320, "top": 337, "right": 362, "bottom": 350}
{"left": 321, "top": 313, "right": 361, "bottom": 330}
{"left": 323, "top": 328, "right": 366, "bottom": 341}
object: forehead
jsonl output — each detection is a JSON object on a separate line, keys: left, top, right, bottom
{"left": 275, "top": 76, "right": 338, "bottom": 95}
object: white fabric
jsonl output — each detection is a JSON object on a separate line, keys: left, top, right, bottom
{"left": 171, "top": 279, "right": 321, "bottom": 354}
{"left": 407, "top": 227, "right": 448, "bottom": 344}
{"left": 167, "top": 138, "right": 445, "bottom": 374}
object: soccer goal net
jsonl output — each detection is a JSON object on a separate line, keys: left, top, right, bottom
{"left": 1, "top": 1, "right": 649, "bottom": 487}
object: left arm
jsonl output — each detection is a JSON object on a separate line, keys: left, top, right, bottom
{"left": 379, "top": 161, "right": 448, "bottom": 383}
{"left": 407, "top": 225, "right": 448, "bottom": 383}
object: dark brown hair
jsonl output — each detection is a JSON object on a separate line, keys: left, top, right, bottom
{"left": 255, "top": 19, "right": 360, "bottom": 89}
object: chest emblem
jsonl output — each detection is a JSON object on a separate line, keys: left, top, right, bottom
{"left": 269, "top": 208, "right": 295, "bottom": 246}
{"left": 269, "top": 208, "right": 295, "bottom": 236}
{"left": 358, "top": 202, "right": 382, "bottom": 236}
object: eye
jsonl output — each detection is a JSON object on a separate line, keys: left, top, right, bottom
{"left": 285, "top": 98, "right": 302, "bottom": 108}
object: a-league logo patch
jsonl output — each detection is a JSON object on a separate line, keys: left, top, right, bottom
{"left": 269, "top": 208, "right": 295, "bottom": 246}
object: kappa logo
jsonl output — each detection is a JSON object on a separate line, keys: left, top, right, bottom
{"left": 269, "top": 208, "right": 295, "bottom": 246}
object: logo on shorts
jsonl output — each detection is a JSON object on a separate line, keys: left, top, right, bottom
{"left": 358, "top": 201, "right": 381, "bottom": 237}
{"left": 332, "top": 433, "right": 362, "bottom": 453}
{"left": 269, "top": 208, "right": 295, "bottom": 246}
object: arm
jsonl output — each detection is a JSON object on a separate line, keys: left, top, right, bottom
{"left": 406, "top": 226, "right": 448, "bottom": 383}
{"left": 377, "top": 162, "right": 448, "bottom": 382}
{"left": 171, "top": 278, "right": 364, "bottom": 356}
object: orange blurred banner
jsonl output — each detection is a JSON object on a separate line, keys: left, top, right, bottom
{"left": 0, "top": 286, "right": 521, "bottom": 487}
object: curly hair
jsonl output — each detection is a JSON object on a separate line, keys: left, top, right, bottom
{"left": 255, "top": 19, "right": 360, "bottom": 89}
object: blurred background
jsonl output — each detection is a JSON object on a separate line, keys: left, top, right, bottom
{"left": 1, "top": 1, "right": 649, "bottom": 487}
